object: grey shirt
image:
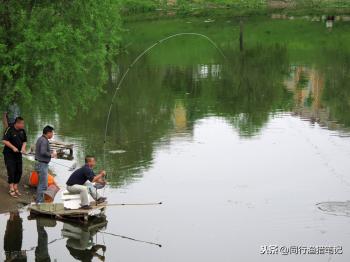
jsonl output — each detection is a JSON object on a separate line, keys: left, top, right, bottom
{"left": 35, "top": 135, "right": 51, "bottom": 163}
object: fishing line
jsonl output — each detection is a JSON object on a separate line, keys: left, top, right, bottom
{"left": 103, "top": 32, "right": 227, "bottom": 145}
{"left": 102, "top": 33, "right": 227, "bottom": 185}
{"left": 25, "top": 237, "right": 65, "bottom": 252}
{"left": 100, "top": 202, "right": 162, "bottom": 207}
{"left": 50, "top": 160, "right": 76, "bottom": 170}
{"left": 98, "top": 230, "right": 162, "bottom": 248}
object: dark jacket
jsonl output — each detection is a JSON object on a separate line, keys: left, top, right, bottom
{"left": 2, "top": 126, "right": 27, "bottom": 157}
{"left": 35, "top": 135, "right": 51, "bottom": 163}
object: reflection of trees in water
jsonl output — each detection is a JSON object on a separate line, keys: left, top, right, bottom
{"left": 289, "top": 49, "right": 350, "bottom": 131}
{"left": 23, "top": 44, "right": 293, "bottom": 186}
{"left": 110, "top": 44, "right": 291, "bottom": 180}
{"left": 161, "top": 44, "right": 292, "bottom": 137}
{"left": 48, "top": 57, "right": 178, "bottom": 185}
{"left": 31, "top": 43, "right": 350, "bottom": 184}
{"left": 214, "top": 44, "right": 292, "bottom": 136}
{"left": 321, "top": 49, "right": 350, "bottom": 127}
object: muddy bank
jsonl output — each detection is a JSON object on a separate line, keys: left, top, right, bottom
{"left": 0, "top": 155, "right": 36, "bottom": 213}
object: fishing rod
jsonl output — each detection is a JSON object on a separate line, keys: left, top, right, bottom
{"left": 25, "top": 237, "right": 65, "bottom": 252}
{"left": 98, "top": 231, "right": 162, "bottom": 248}
{"left": 23, "top": 152, "right": 77, "bottom": 170}
{"left": 100, "top": 202, "right": 162, "bottom": 207}
{"left": 103, "top": 32, "right": 227, "bottom": 145}
{"left": 50, "top": 160, "right": 76, "bottom": 170}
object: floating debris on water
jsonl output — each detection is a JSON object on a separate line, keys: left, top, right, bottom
{"left": 109, "top": 150, "right": 126, "bottom": 154}
{"left": 316, "top": 201, "right": 350, "bottom": 217}
{"left": 204, "top": 19, "right": 215, "bottom": 23}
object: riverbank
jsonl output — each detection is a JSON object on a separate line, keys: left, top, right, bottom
{"left": 0, "top": 156, "right": 35, "bottom": 213}
{"left": 121, "top": 0, "right": 350, "bottom": 22}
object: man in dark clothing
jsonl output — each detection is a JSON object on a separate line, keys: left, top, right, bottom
{"left": 2, "top": 117, "right": 27, "bottom": 198}
{"left": 35, "top": 125, "right": 56, "bottom": 203}
{"left": 66, "top": 156, "right": 107, "bottom": 209}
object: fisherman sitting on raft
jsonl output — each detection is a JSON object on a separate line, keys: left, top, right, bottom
{"left": 66, "top": 156, "right": 107, "bottom": 209}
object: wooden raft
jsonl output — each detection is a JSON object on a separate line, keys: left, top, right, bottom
{"left": 28, "top": 202, "right": 107, "bottom": 224}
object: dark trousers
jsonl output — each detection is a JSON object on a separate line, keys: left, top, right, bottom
{"left": 4, "top": 153, "right": 23, "bottom": 184}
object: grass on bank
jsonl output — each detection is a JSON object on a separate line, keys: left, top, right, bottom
{"left": 120, "top": 0, "right": 350, "bottom": 21}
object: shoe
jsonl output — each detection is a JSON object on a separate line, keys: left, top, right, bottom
{"left": 8, "top": 190, "right": 18, "bottom": 198}
{"left": 80, "top": 205, "right": 92, "bottom": 210}
{"left": 96, "top": 197, "right": 107, "bottom": 204}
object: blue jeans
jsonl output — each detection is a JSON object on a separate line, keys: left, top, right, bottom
{"left": 36, "top": 162, "right": 49, "bottom": 203}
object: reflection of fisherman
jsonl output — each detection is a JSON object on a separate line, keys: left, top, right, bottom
{"left": 63, "top": 222, "right": 106, "bottom": 261}
{"left": 3, "top": 211, "right": 27, "bottom": 261}
{"left": 35, "top": 218, "right": 54, "bottom": 262}
{"left": 326, "top": 15, "right": 335, "bottom": 30}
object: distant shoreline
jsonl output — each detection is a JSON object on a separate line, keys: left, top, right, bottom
{"left": 121, "top": 5, "right": 350, "bottom": 22}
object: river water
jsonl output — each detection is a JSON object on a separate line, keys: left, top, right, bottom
{"left": 1, "top": 16, "right": 350, "bottom": 261}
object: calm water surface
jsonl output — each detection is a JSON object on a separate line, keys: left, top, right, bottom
{"left": 1, "top": 16, "right": 350, "bottom": 261}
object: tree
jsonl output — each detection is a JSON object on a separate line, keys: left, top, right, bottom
{"left": 0, "top": 0, "right": 121, "bottom": 115}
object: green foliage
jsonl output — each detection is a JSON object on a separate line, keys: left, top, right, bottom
{"left": 119, "top": 0, "right": 266, "bottom": 16}
{"left": 120, "top": 0, "right": 160, "bottom": 14}
{"left": 296, "top": 71, "right": 309, "bottom": 90}
{"left": 294, "top": 0, "right": 350, "bottom": 8}
{"left": 0, "top": 0, "right": 121, "bottom": 114}
{"left": 120, "top": 0, "right": 350, "bottom": 18}
{"left": 199, "top": 0, "right": 266, "bottom": 8}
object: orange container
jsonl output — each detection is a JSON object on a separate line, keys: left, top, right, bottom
{"left": 29, "top": 171, "right": 39, "bottom": 186}
{"left": 29, "top": 171, "right": 55, "bottom": 187}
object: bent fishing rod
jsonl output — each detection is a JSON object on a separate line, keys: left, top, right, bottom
{"left": 103, "top": 32, "right": 227, "bottom": 145}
